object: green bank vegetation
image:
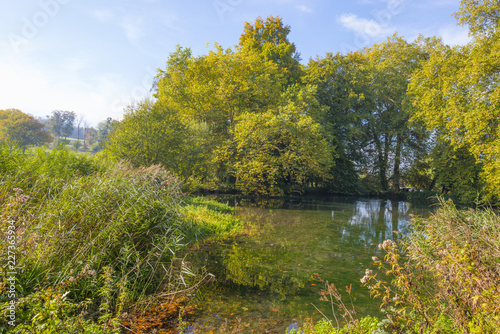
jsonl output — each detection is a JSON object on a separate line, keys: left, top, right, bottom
{"left": 0, "top": 145, "right": 243, "bottom": 333}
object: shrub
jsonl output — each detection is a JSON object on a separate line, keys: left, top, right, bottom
{"left": 363, "top": 198, "right": 500, "bottom": 333}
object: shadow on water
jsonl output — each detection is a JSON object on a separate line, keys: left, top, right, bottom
{"left": 186, "top": 196, "right": 432, "bottom": 333}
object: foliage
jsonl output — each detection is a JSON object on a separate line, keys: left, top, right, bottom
{"left": 0, "top": 109, "right": 52, "bottom": 147}
{"left": 405, "top": 138, "right": 483, "bottom": 203}
{"left": 228, "top": 104, "right": 332, "bottom": 196}
{"left": 0, "top": 143, "right": 22, "bottom": 175}
{"left": 0, "top": 144, "right": 244, "bottom": 332}
{"left": 287, "top": 316, "right": 381, "bottom": 334}
{"left": 155, "top": 44, "right": 283, "bottom": 138}
{"left": 0, "top": 286, "right": 109, "bottom": 334}
{"left": 305, "top": 52, "right": 367, "bottom": 193}
{"left": 96, "top": 117, "right": 119, "bottom": 149}
{"left": 358, "top": 35, "right": 429, "bottom": 192}
{"left": 238, "top": 15, "right": 303, "bottom": 85}
{"left": 409, "top": 0, "right": 500, "bottom": 200}
{"left": 106, "top": 98, "right": 213, "bottom": 183}
{"left": 48, "top": 110, "right": 76, "bottom": 139}
{"left": 305, "top": 36, "right": 430, "bottom": 194}
{"left": 362, "top": 198, "right": 500, "bottom": 333}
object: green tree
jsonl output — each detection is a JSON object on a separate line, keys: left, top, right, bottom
{"left": 305, "top": 52, "right": 368, "bottom": 193}
{"left": 360, "top": 35, "right": 429, "bottom": 192}
{"left": 409, "top": 1, "right": 500, "bottom": 198}
{"left": 228, "top": 103, "right": 332, "bottom": 196}
{"left": 239, "top": 16, "right": 303, "bottom": 85}
{"left": 305, "top": 37, "right": 429, "bottom": 193}
{"left": 155, "top": 44, "right": 283, "bottom": 138}
{"left": 48, "top": 110, "right": 76, "bottom": 139}
{"left": 405, "top": 136, "right": 483, "bottom": 203}
{"left": 94, "top": 117, "right": 119, "bottom": 151}
{"left": 105, "top": 98, "right": 213, "bottom": 182}
{"left": 0, "top": 109, "right": 52, "bottom": 147}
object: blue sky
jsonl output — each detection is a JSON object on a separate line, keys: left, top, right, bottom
{"left": 0, "top": 0, "right": 470, "bottom": 125}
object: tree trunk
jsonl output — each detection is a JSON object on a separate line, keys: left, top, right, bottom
{"left": 392, "top": 134, "right": 402, "bottom": 192}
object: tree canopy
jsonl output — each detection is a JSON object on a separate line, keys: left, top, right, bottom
{"left": 102, "top": 10, "right": 499, "bottom": 202}
{"left": 0, "top": 109, "right": 52, "bottom": 147}
{"left": 409, "top": 0, "right": 500, "bottom": 198}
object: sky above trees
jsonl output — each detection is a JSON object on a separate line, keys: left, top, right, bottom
{"left": 0, "top": 0, "right": 469, "bottom": 125}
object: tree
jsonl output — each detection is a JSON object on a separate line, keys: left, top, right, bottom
{"left": 228, "top": 103, "right": 332, "bottom": 196}
{"left": 239, "top": 16, "right": 303, "bottom": 85}
{"left": 360, "top": 35, "right": 430, "bottom": 192}
{"left": 48, "top": 110, "right": 76, "bottom": 139}
{"left": 105, "top": 98, "right": 213, "bottom": 181}
{"left": 409, "top": 0, "right": 500, "bottom": 198}
{"left": 305, "top": 36, "right": 429, "bottom": 193}
{"left": 75, "top": 114, "right": 85, "bottom": 141}
{"left": 155, "top": 44, "right": 283, "bottom": 138}
{"left": 305, "top": 51, "right": 369, "bottom": 193}
{"left": 405, "top": 136, "right": 483, "bottom": 203}
{"left": 0, "top": 109, "right": 52, "bottom": 147}
{"left": 95, "top": 117, "right": 119, "bottom": 151}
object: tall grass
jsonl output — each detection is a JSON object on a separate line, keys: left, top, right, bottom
{"left": 0, "top": 144, "right": 243, "bottom": 332}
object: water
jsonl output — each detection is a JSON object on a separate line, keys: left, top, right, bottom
{"left": 186, "top": 196, "right": 432, "bottom": 333}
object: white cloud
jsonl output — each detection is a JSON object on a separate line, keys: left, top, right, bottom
{"left": 296, "top": 5, "right": 313, "bottom": 13}
{"left": 120, "top": 15, "right": 144, "bottom": 42}
{"left": 439, "top": 25, "right": 471, "bottom": 46}
{"left": 338, "top": 13, "right": 393, "bottom": 38}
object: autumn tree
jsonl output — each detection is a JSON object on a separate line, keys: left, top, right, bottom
{"left": 229, "top": 102, "right": 332, "bottom": 196}
{"left": 0, "top": 109, "right": 52, "bottom": 147}
{"left": 155, "top": 44, "right": 283, "bottom": 138}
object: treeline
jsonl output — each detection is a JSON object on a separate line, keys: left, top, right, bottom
{"left": 0, "top": 108, "right": 117, "bottom": 152}
{"left": 3, "top": 0, "right": 498, "bottom": 203}
{"left": 105, "top": 6, "right": 497, "bottom": 203}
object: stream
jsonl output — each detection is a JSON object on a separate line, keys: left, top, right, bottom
{"left": 186, "top": 196, "right": 432, "bottom": 333}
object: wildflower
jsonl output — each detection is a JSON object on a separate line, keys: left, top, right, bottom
{"left": 372, "top": 256, "right": 378, "bottom": 262}
{"left": 286, "top": 322, "right": 299, "bottom": 333}
{"left": 68, "top": 276, "right": 76, "bottom": 282}
{"left": 87, "top": 270, "right": 97, "bottom": 277}
{"left": 18, "top": 194, "right": 30, "bottom": 203}
{"left": 379, "top": 239, "right": 395, "bottom": 250}
{"left": 360, "top": 269, "right": 373, "bottom": 284}
{"left": 13, "top": 188, "right": 23, "bottom": 194}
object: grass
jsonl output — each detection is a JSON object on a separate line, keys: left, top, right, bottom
{"left": 0, "top": 144, "right": 244, "bottom": 333}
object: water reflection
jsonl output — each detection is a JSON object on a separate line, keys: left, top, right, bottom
{"left": 343, "top": 199, "right": 412, "bottom": 251}
{"left": 189, "top": 196, "right": 432, "bottom": 333}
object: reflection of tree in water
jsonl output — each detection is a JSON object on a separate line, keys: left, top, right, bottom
{"left": 223, "top": 243, "right": 309, "bottom": 297}
{"left": 342, "top": 199, "right": 411, "bottom": 249}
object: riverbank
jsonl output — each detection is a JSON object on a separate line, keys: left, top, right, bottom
{"left": 0, "top": 145, "right": 244, "bottom": 333}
